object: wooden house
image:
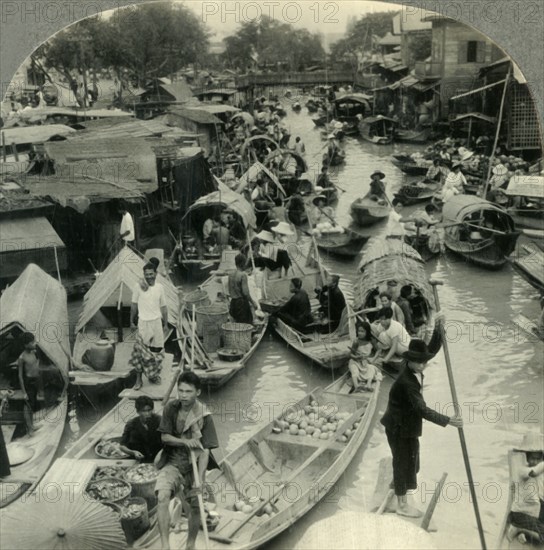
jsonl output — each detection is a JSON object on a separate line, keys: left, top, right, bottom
{"left": 418, "top": 15, "right": 505, "bottom": 118}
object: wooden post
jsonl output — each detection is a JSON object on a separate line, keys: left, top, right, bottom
{"left": 190, "top": 304, "right": 196, "bottom": 371}
{"left": 467, "top": 117, "right": 473, "bottom": 148}
{"left": 53, "top": 245, "right": 62, "bottom": 284}
{"left": 117, "top": 282, "right": 124, "bottom": 343}
{"left": 483, "top": 65, "right": 512, "bottom": 199}
{"left": 1, "top": 132, "right": 6, "bottom": 162}
{"left": 420, "top": 471, "right": 448, "bottom": 531}
{"left": 10, "top": 142, "right": 19, "bottom": 162}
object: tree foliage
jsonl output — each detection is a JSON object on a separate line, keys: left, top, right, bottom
{"left": 407, "top": 34, "right": 432, "bottom": 61}
{"left": 33, "top": 3, "right": 210, "bottom": 90}
{"left": 223, "top": 17, "right": 325, "bottom": 71}
{"left": 329, "top": 11, "right": 398, "bottom": 65}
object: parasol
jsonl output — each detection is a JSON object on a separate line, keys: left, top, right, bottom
{"left": 295, "top": 512, "right": 435, "bottom": 549}
{"left": 1, "top": 496, "right": 127, "bottom": 549}
{"left": 232, "top": 111, "right": 254, "bottom": 126}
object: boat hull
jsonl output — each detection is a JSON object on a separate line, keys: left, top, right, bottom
{"left": 350, "top": 199, "right": 391, "bottom": 227}
{"left": 316, "top": 232, "right": 368, "bottom": 257}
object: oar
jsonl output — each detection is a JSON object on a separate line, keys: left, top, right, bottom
{"left": 190, "top": 450, "right": 210, "bottom": 549}
{"left": 317, "top": 205, "right": 339, "bottom": 226}
{"left": 430, "top": 280, "right": 487, "bottom": 550}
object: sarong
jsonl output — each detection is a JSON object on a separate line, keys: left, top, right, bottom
{"left": 129, "top": 334, "right": 164, "bottom": 382}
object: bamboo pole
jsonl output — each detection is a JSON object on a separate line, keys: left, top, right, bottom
{"left": 482, "top": 65, "right": 512, "bottom": 199}
{"left": 430, "top": 281, "right": 487, "bottom": 550}
{"left": 1, "top": 132, "right": 6, "bottom": 162}
{"left": 190, "top": 450, "right": 210, "bottom": 549}
{"left": 190, "top": 304, "right": 196, "bottom": 371}
{"left": 53, "top": 245, "right": 62, "bottom": 284}
{"left": 117, "top": 281, "right": 124, "bottom": 343}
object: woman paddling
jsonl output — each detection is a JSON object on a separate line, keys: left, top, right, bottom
{"left": 228, "top": 253, "right": 261, "bottom": 324}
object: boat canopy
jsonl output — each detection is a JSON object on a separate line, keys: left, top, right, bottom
{"left": 0, "top": 264, "right": 70, "bottom": 377}
{"left": 237, "top": 161, "right": 285, "bottom": 196}
{"left": 504, "top": 175, "right": 544, "bottom": 198}
{"left": 334, "top": 94, "right": 372, "bottom": 110}
{"left": 442, "top": 194, "right": 514, "bottom": 223}
{"left": 354, "top": 238, "right": 434, "bottom": 310}
{"left": 184, "top": 180, "right": 257, "bottom": 228}
{"left": 362, "top": 115, "right": 397, "bottom": 125}
{"left": 76, "top": 247, "right": 180, "bottom": 333}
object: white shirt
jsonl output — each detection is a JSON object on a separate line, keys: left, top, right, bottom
{"left": 444, "top": 171, "right": 467, "bottom": 190}
{"left": 120, "top": 212, "right": 135, "bottom": 242}
{"left": 382, "top": 320, "right": 411, "bottom": 353}
{"left": 203, "top": 219, "right": 215, "bottom": 239}
{"left": 388, "top": 209, "right": 405, "bottom": 237}
{"left": 132, "top": 283, "right": 166, "bottom": 321}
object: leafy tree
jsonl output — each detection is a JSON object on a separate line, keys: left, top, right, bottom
{"left": 408, "top": 34, "right": 432, "bottom": 61}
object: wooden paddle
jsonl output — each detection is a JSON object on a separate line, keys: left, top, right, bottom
{"left": 430, "top": 280, "right": 487, "bottom": 550}
{"left": 190, "top": 450, "right": 210, "bottom": 549}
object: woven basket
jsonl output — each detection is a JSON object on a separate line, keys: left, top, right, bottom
{"left": 183, "top": 290, "right": 211, "bottom": 310}
{"left": 221, "top": 323, "right": 253, "bottom": 352}
{"left": 195, "top": 304, "right": 229, "bottom": 337}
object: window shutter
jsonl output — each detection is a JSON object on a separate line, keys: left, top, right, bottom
{"left": 476, "top": 41, "right": 486, "bottom": 63}
{"left": 458, "top": 42, "right": 468, "bottom": 63}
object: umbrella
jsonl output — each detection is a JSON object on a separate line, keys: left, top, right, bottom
{"left": 1, "top": 496, "right": 127, "bottom": 549}
{"left": 232, "top": 111, "right": 254, "bottom": 126}
{"left": 295, "top": 512, "right": 435, "bottom": 549}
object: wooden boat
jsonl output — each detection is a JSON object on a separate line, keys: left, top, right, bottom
{"left": 350, "top": 194, "right": 392, "bottom": 227}
{"left": 137, "top": 374, "right": 381, "bottom": 549}
{"left": 0, "top": 264, "right": 69, "bottom": 508}
{"left": 358, "top": 116, "right": 396, "bottom": 145}
{"left": 305, "top": 99, "right": 319, "bottom": 113}
{"left": 442, "top": 195, "right": 520, "bottom": 269}
{"left": 504, "top": 175, "right": 544, "bottom": 232}
{"left": 512, "top": 314, "right": 544, "bottom": 342}
{"left": 311, "top": 114, "right": 328, "bottom": 127}
{"left": 177, "top": 300, "right": 269, "bottom": 390}
{"left": 315, "top": 229, "right": 369, "bottom": 258}
{"left": 291, "top": 103, "right": 302, "bottom": 112}
{"left": 394, "top": 181, "right": 439, "bottom": 206}
{"left": 510, "top": 243, "right": 544, "bottom": 293}
{"left": 324, "top": 148, "right": 346, "bottom": 166}
{"left": 496, "top": 450, "right": 544, "bottom": 548}
{"left": 390, "top": 154, "right": 430, "bottom": 176}
{"left": 395, "top": 127, "right": 432, "bottom": 143}
{"left": 404, "top": 233, "right": 441, "bottom": 263}
{"left": 353, "top": 238, "right": 438, "bottom": 368}
{"left": 71, "top": 247, "right": 180, "bottom": 390}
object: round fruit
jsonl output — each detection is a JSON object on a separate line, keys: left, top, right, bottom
{"left": 263, "top": 504, "right": 273, "bottom": 515}
{"left": 339, "top": 435, "right": 348, "bottom": 443}
{"left": 353, "top": 422, "right": 360, "bottom": 429}
{"left": 299, "top": 420, "right": 308, "bottom": 430}
{"left": 320, "top": 432, "right": 329, "bottom": 440}
{"left": 304, "top": 405, "right": 313, "bottom": 414}
{"left": 247, "top": 496, "right": 260, "bottom": 504}
{"left": 289, "top": 424, "right": 299, "bottom": 435}
{"left": 306, "top": 426, "right": 315, "bottom": 435}
{"left": 312, "top": 429, "right": 321, "bottom": 438}
{"left": 234, "top": 501, "right": 244, "bottom": 512}
{"left": 299, "top": 429, "right": 306, "bottom": 436}
{"left": 261, "top": 513, "right": 270, "bottom": 520}
{"left": 242, "top": 505, "right": 253, "bottom": 514}
{"left": 310, "top": 400, "right": 318, "bottom": 407}
{"left": 344, "top": 429, "right": 353, "bottom": 438}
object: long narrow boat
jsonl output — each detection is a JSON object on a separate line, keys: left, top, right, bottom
{"left": 315, "top": 230, "right": 369, "bottom": 258}
{"left": 138, "top": 375, "right": 381, "bottom": 549}
{"left": 395, "top": 127, "right": 432, "bottom": 143}
{"left": 353, "top": 238, "right": 438, "bottom": 369}
{"left": 70, "top": 247, "right": 180, "bottom": 390}
{"left": 404, "top": 233, "right": 441, "bottom": 263}
{"left": 496, "top": 450, "right": 544, "bottom": 549}
{"left": 350, "top": 194, "right": 392, "bottom": 227}
{"left": 509, "top": 243, "right": 544, "bottom": 293}
{"left": 394, "top": 181, "right": 440, "bottom": 206}
{"left": 358, "top": 116, "right": 396, "bottom": 145}
{"left": 176, "top": 297, "right": 268, "bottom": 390}
{"left": 442, "top": 195, "right": 520, "bottom": 269}
{"left": 390, "top": 154, "right": 430, "bottom": 176}
{"left": 0, "top": 264, "right": 69, "bottom": 508}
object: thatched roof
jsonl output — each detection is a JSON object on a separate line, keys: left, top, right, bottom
{"left": 354, "top": 238, "right": 434, "bottom": 309}
{"left": 0, "top": 264, "right": 70, "bottom": 375}
{"left": 442, "top": 195, "right": 511, "bottom": 223}
{"left": 76, "top": 247, "right": 180, "bottom": 333}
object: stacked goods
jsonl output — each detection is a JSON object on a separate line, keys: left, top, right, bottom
{"left": 233, "top": 496, "right": 277, "bottom": 521}
{"left": 272, "top": 400, "right": 365, "bottom": 443}
{"left": 91, "top": 465, "right": 127, "bottom": 481}
{"left": 125, "top": 463, "right": 159, "bottom": 508}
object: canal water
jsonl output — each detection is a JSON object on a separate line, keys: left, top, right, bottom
{"left": 70, "top": 96, "right": 543, "bottom": 549}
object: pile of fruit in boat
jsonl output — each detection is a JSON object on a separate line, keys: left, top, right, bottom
{"left": 273, "top": 400, "right": 361, "bottom": 443}
{"left": 95, "top": 438, "right": 130, "bottom": 459}
{"left": 233, "top": 496, "right": 276, "bottom": 520}
{"left": 119, "top": 500, "right": 147, "bottom": 520}
{"left": 91, "top": 465, "right": 127, "bottom": 481}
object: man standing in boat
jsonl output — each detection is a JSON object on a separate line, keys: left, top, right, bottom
{"left": 316, "top": 274, "right": 346, "bottom": 332}
{"left": 381, "top": 333, "right": 463, "bottom": 518}
{"left": 369, "top": 170, "right": 387, "bottom": 202}
{"left": 130, "top": 262, "right": 168, "bottom": 390}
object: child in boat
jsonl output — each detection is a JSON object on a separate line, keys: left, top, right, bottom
{"left": 17, "top": 332, "right": 41, "bottom": 436}
{"left": 508, "top": 432, "right": 544, "bottom": 544}
{"left": 348, "top": 322, "right": 382, "bottom": 392}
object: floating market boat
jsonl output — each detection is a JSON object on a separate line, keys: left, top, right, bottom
{"left": 353, "top": 238, "right": 438, "bottom": 369}
{"left": 350, "top": 194, "right": 392, "bottom": 227}
{"left": 311, "top": 114, "right": 329, "bottom": 127}
{"left": 395, "top": 127, "right": 432, "bottom": 144}
{"left": 509, "top": 243, "right": 544, "bottom": 293}
{"left": 358, "top": 115, "right": 396, "bottom": 145}
{"left": 390, "top": 154, "right": 430, "bottom": 176}
{"left": 404, "top": 233, "right": 441, "bottom": 263}
{"left": 291, "top": 103, "right": 301, "bottom": 113}
{"left": 174, "top": 181, "right": 257, "bottom": 281}
{"left": 315, "top": 229, "right": 369, "bottom": 258}
{"left": 0, "top": 264, "right": 69, "bottom": 508}
{"left": 394, "top": 181, "right": 440, "bottom": 206}
{"left": 503, "top": 174, "right": 544, "bottom": 232}
{"left": 442, "top": 195, "right": 520, "bottom": 269}
{"left": 70, "top": 247, "right": 180, "bottom": 391}
{"left": 136, "top": 374, "right": 381, "bottom": 549}
{"left": 512, "top": 314, "right": 544, "bottom": 342}
{"left": 496, "top": 450, "right": 544, "bottom": 548}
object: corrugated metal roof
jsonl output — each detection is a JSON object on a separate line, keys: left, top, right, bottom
{"left": 0, "top": 263, "right": 70, "bottom": 375}
{"left": 18, "top": 107, "right": 132, "bottom": 121}
{"left": 76, "top": 246, "right": 180, "bottom": 333}
{"left": 155, "top": 82, "right": 194, "bottom": 101}
{"left": 168, "top": 108, "right": 223, "bottom": 125}
{"left": 194, "top": 104, "right": 240, "bottom": 114}
{"left": 197, "top": 88, "right": 237, "bottom": 96}
{"left": 0, "top": 124, "right": 75, "bottom": 145}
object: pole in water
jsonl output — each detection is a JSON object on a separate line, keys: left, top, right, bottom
{"left": 430, "top": 280, "right": 487, "bottom": 550}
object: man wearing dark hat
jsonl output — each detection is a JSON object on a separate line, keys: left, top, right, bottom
{"left": 316, "top": 274, "right": 346, "bottom": 332}
{"left": 381, "top": 323, "right": 463, "bottom": 518}
{"left": 369, "top": 170, "right": 387, "bottom": 202}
